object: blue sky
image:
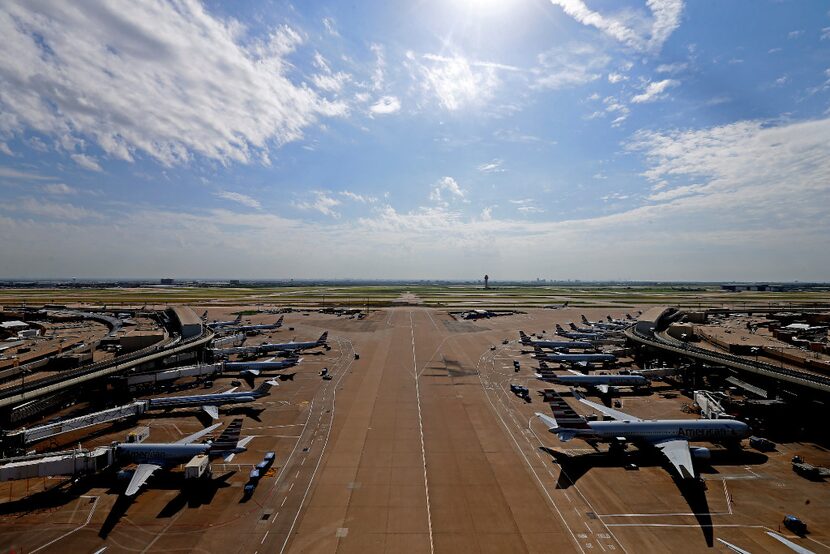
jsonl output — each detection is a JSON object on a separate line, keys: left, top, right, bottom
{"left": 1, "top": 0, "right": 829, "bottom": 280}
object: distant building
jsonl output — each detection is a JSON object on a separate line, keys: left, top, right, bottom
{"left": 160, "top": 278, "right": 175, "bottom": 285}
{"left": 229, "top": 279, "right": 240, "bottom": 286}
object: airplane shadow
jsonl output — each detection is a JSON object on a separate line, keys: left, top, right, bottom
{"left": 540, "top": 446, "right": 769, "bottom": 549}
{"left": 157, "top": 471, "right": 233, "bottom": 518}
{"left": 99, "top": 492, "right": 133, "bottom": 538}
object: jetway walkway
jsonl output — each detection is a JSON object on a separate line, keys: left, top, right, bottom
{"left": 0, "top": 446, "right": 114, "bottom": 482}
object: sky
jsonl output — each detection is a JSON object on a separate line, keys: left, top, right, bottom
{"left": 1, "top": 0, "right": 829, "bottom": 281}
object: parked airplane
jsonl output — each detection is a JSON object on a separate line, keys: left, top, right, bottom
{"left": 535, "top": 365, "right": 648, "bottom": 395}
{"left": 207, "top": 314, "right": 243, "bottom": 329}
{"left": 555, "top": 324, "right": 602, "bottom": 341}
{"left": 116, "top": 418, "right": 253, "bottom": 496}
{"left": 222, "top": 357, "right": 301, "bottom": 374}
{"left": 535, "top": 391, "right": 750, "bottom": 480}
{"left": 147, "top": 380, "right": 278, "bottom": 419}
{"left": 532, "top": 346, "right": 616, "bottom": 364}
{"left": 224, "top": 316, "right": 284, "bottom": 334}
{"left": 519, "top": 331, "right": 594, "bottom": 350}
{"left": 212, "top": 333, "right": 246, "bottom": 348}
{"left": 255, "top": 332, "right": 328, "bottom": 354}
{"left": 581, "top": 315, "right": 628, "bottom": 330}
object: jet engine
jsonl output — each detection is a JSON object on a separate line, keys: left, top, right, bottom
{"left": 690, "top": 447, "right": 711, "bottom": 460}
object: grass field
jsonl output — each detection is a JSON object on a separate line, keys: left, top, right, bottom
{"left": 2, "top": 284, "right": 830, "bottom": 310}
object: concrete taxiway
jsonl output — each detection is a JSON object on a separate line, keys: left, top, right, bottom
{"left": 0, "top": 307, "right": 827, "bottom": 553}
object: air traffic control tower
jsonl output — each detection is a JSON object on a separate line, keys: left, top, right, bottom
{"left": 484, "top": 274, "right": 489, "bottom": 289}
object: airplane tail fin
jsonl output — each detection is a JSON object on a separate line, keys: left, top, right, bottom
{"left": 607, "top": 315, "right": 613, "bottom": 322}
{"left": 519, "top": 331, "right": 530, "bottom": 344}
{"left": 253, "top": 379, "right": 279, "bottom": 396}
{"left": 569, "top": 322, "right": 578, "bottom": 330}
{"left": 581, "top": 315, "right": 589, "bottom": 324}
{"left": 317, "top": 331, "right": 328, "bottom": 345}
{"left": 538, "top": 360, "right": 551, "bottom": 371}
{"left": 555, "top": 324, "right": 565, "bottom": 333}
{"left": 544, "top": 390, "right": 591, "bottom": 438}
{"left": 234, "top": 314, "right": 242, "bottom": 323}
{"left": 209, "top": 418, "right": 244, "bottom": 453}
{"left": 201, "top": 310, "right": 208, "bottom": 320}
{"left": 276, "top": 315, "right": 284, "bottom": 327}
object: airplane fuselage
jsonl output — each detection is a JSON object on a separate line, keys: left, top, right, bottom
{"left": 540, "top": 374, "right": 647, "bottom": 387}
{"left": 117, "top": 443, "right": 210, "bottom": 465}
{"left": 525, "top": 340, "right": 594, "bottom": 349}
{"left": 538, "top": 352, "right": 616, "bottom": 362}
{"left": 147, "top": 393, "right": 257, "bottom": 411}
{"left": 572, "top": 419, "right": 750, "bottom": 442}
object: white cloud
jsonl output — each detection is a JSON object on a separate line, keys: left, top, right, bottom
{"left": 369, "top": 96, "right": 401, "bottom": 115}
{"left": 311, "top": 71, "right": 351, "bottom": 93}
{"left": 370, "top": 43, "right": 386, "bottom": 91}
{"left": 534, "top": 43, "right": 610, "bottom": 89}
{"left": 10, "top": 197, "right": 99, "bottom": 220}
{"left": 295, "top": 191, "right": 341, "bottom": 217}
{"left": 549, "top": 0, "right": 683, "bottom": 54}
{"left": 787, "top": 30, "right": 804, "bottom": 39}
{"left": 772, "top": 74, "right": 790, "bottom": 87}
{"left": 71, "top": 153, "right": 103, "bottom": 172}
{"left": 517, "top": 205, "right": 545, "bottom": 213}
{"left": 43, "top": 183, "right": 77, "bottom": 195}
{"left": 477, "top": 159, "right": 505, "bottom": 173}
{"left": 430, "top": 176, "right": 465, "bottom": 205}
{"left": 607, "top": 72, "right": 627, "bottom": 83}
{"left": 340, "top": 190, "right": 377, "bottom": 203}
{"left": 822, "top": 27, "right": 830, "bottom": 41}
{"left": 631, "top": 79, "right": 679, "bottom": 103}
{"left": 0, "top": 167, "right": 52, "bottom": 180}
{"left": 0, "top": 2, "right": 347, "bottom": 167}
{"left": 480, "top": 206, "right": 494, "bottom": 221}
{"left": 656, "top": 62, "right": 688, "bottom": 74}
{"left": 322, "top": 17, "right": 339, "bottom": 37}
{"left": 413, "top": 53, "right": 514, "bottom": 110}
{"left": 215, "top": 191, "right": 261, "bottom": 209}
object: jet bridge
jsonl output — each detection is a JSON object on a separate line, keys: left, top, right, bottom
{"left": 0, "top": 446, "right": 114, "bottom": 482}
{"left": 1, "top": 401, "right": 149, "bottom": 455}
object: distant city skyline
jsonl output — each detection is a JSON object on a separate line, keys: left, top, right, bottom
{"left": 1, "top": 1, "right": 829, "bottom": 280}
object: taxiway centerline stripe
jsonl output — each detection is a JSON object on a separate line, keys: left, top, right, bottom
{"left": 409, "top": 311, "right": 435, "bottom": 554}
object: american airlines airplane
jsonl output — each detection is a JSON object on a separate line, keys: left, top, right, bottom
{"left": 535, "top": 391, "right": 750, "bottom": 480}
{"left": 207, "top": 314, "right": 242, "bottom": 329}
{"left": 535, "top": 366, "right": 649, "bottom": 395}
{"left": 519, "top": 331, "right": 594, "bottom": 350}
{"left": 147, "top": 380, "right": 278, "bottom": 419}
{"left": 555, "top": 324, "right": 603, "bottom": 341}
{"left": 223, "top": 356, "right": 301, "bottom": 374}
{"left": 116, "top": 418, "right": 252, "bottom": 496}
{"left": 532, "top": 346, "right": 616, "bottom": 364}
{"left": 222, "top": 315, "right": 284, "bottom": 334}
{"left": 580, "top": 314, "right": 628, "bottom": 331}
{"left": 255, "top": 331, "right": 328, "bottom": 353}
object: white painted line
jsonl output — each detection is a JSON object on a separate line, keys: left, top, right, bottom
{"left": 288, "top": 482, "right": 294, "bottom": 492}
{"left": 261, "top": 530, "right": 270, "bottom": 544}
{"left": 281, "top": 497, "right": 287, "bottom": 507}
{"left": 278, "top": 337, "right": 355, "bottom": 554}
{"left": 31, "top": 496, "right": 99, "bottom": 554}
{"left": 409, "top": 311, "right": 435, "bottom": 554}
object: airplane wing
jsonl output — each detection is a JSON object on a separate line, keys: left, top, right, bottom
{"left": 595, "top": 384, "right": 610, "bottom": 395}
{"left": 175, "top": 422, "right": 223, "bottom": 444}
{"left": 535, "top": 412, "right": 559, "bottom": 430}
{"left": 202, "top": 405, "right": 220, "bottom": 420}
{"left": 574, "top": 391, "right": 642, "bottom": 422}
{"left": 652, "top": 437, "right": 695, "bottom": 480}
{"left": 567, "top": 369, "right": 581, "bottom": 375}
{"left": 223, "top": 435, "right": 255, "bottom": 462}
{"left": 125, "top": 463, "right": 162, "bottom": 496}
{"left": 766, "top": 532, "right": 815, "bottom": 554}
{"left": 221, "top": 387, "right": 239, "bottom": 394}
